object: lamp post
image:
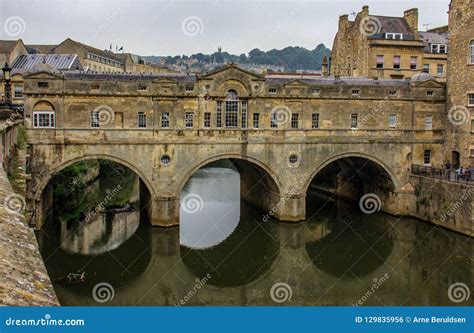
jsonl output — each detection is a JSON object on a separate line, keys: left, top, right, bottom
{"left": 2, "top": 62, "right": 12, "bottom": 105}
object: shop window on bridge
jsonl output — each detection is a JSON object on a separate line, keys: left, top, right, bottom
{"left": 351, "top": 114, "right": 358, "bottom": 129}
{"left": 253, "top": 113, "right": 260, "bottom": 128}
{"left": 425, "top": 115, "right": 433, "bottom": 130}
{"left": 137, "top": 112, "right": 147, "bottom": 128}
{"left": 225, "top": 90, "right": 239, "bottom": 128}
{"left": 33, "top": 111, "right": 55, "bottom": 128}
{"left": 216, "top": 101, "right": 222, "bottom": 128}
{"left": 291, "top": 113, "right": 299, "bottom": 129}
{"left": 204, "top": 112, "right": 211, "bottom": 128}
{"left": 270, "top": 113, "right": 278, "bottom": 128}
{"left": 90, "top": 111, "right": 100, "bottom": 128}
{"left": 241, "top": 100, "right": 248, "bottom": 129}
{"left": 185, "top": 112, "right": 194, "bottom": 128}
{"left": 389, "top": 114, "right": 397, "bottom": 128}
{"left": 470, "top": 40, "right": 474, "bottom": 64}
{"left": 312, "top": 113, "right": 319, "bottom": 129}
{"left": 161, "top": 112, "right": 170, "bottom": 128}
{"left": 13, "top": 85, "right": 23, "bottom": 98}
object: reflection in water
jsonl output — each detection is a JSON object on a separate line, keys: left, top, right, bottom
{"left": 38, "top": 161, "right": 473, "bottom": 306}
{"left": 180, "top": 163, "right": 240, "bottom": 249}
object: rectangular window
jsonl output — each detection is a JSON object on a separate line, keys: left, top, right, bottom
{"left": 389, "top": 114, "right": 397, "bottom": 128}
{"left": 13, "top": 85, "right": 23, "bottom": 98}
{"left": 468, "top": 93, "right": 474, "bottom": 106}
{"left": 91, "top": 111, "right": 100, "bottom": 128}
{"left": 431, "top": 44, "right": 439, "bottom": 53}
{"left": 216, "top": 101, "right": 222, "bottom": 128}
{"left": 410, "top": 56, "right": 417, "bottom": 70}
{"left": 389, "top": 90, "right": 397, "bottom": 96}
{"left": 312, "top": 113, "right": 319, "bottom": 129}
{"left": 470, "top": 148, "right": 474, "bottom": 157}
{"left": 393, "top": 56, "right": 401, "bottom": 69}
{"left": 270, "top": 113, "right": 278, "bottom": 128}
{"left": 423, "top": 64, "right": 430, "bottom": 73}
{"left": 38, "top": 81, "right": 49, "bottom": 88}
{"left": 427, "top": 91, "right": 434, "bottom": 97}
{"left": 161, "top": 112, "right": 170, "bottom": 128}
{"left": 225, "top": 99, "right": 238, "bottom": 128}
{"left": 376, "top": 55, "right": 384, "bottom": 69}
{"left": 137, "top": 84, "right": 147, "bottom": 91}
{"left": 253, "top": 113, "right": 260, "bottom": 128}
{"left": 137, "top": 112, "right": 147, "bottom": 128}
{"left": 204, "top": 112, "right": 211, "bottom": 128}
{"left": 471, "top": 41, "right": 474, "bottom": 64}
{"left": 312, "top": 88, "right": 320, "bottom": 95}
{"left": 291, "top": 113, "right": 299, "bottom": 129}
{"left": 352, "top": 89, "right": 360, "bottom": 96}
{"left": 471, "top": 119, "right": 474, "bottom": 133}
{"left": 241, "top": 100, "right": 248, "bottom": 129}
{"left": 91, "top": 84, "right": 100, "bottom": 90}
{"left": 424, "top": 150, "right": 431, "bottom": 165}
{"left": 351, "top": 114, "right": 358, "bottom": 129}
{"left": 386, "top": 33, "right": 403, "bottom": 40}
{"left": 32, "top": 111, "right": 55, "bottom": 128}
{"left": 439, "top": 45, "right": 446, "bottom": 53}
{"left": 437, "top": 64, "right": 444, "bottom": 76}
{"left": 425, "top": 115, "right": 433, "bottom": 130}
{"left": 185, "top": 85, "right": 194, "bottom": 92}
{"left": 185, "top": 112, "right": 194, "bottom": 128}
{"left": 269, "top": 87, "right": 277, "bottom": 94}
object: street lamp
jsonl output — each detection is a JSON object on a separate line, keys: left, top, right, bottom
{"left": 2, "top": 62, "right": 12, "bottom": 105}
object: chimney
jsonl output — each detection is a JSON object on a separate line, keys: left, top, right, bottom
{"left": 322, "top": 56, "right": 329, "bottom": 77}
{"left": 338, "top": 14, "right": 349, "bottom": 31}
{"left": 404, "top": 8, "right": 419, "bottom": 36}
{"left": 362, "top": 5, "right": 369, "bottom": 16}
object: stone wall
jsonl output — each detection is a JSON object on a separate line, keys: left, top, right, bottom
{"left": 409, "top": 175, "right": 473, "bottom": 236}
{"left": 0, "top": 165, "right": 58, "bottom": 305}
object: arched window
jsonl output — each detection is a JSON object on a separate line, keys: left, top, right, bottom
{"left": 225, "top": 90, "right": 239, "bottom": 128}
{"left": 32, "top": 101, "right": 55, "bottom": 128}
{"left": 470, "top": 40, "right": 474, "bottom": 64}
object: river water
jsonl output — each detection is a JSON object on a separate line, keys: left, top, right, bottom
{"left": 37, "top": 162, "right": 473, "bottom": 306}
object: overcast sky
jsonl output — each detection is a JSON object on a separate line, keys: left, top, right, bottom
{"left": 0, "top": 0, "right": 450, "bottom": 56}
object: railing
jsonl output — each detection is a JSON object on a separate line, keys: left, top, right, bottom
{"left": 411, "top": 164, "right": 474, "bottom": 184}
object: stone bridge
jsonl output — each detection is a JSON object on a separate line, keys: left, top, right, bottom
{"left": 22, "top": 64, "right": 447, "bottom": 228}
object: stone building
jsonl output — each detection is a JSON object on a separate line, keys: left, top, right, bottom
{"left": 114, "top": 53, "right": 178, "bottom": 74}
{"left": 0, "top": 39, "right": 27, "bottom": 66}
{"left": 331, "top": 6, "right": 448, "bottom": 81}
{"left": 446, "top": 0, "right": 474, "bottom": 167}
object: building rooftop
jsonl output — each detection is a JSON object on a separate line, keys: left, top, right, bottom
{"left": 12, "top": 54, "right": 84, "bottom": 71}
{"left": 419, "top": 31, "right": 448, "bottom": 52}
{"left": 0, "top": 40, "right": 20, "bottom": 54}
{"left": 367, "top": 15, "right": 416, "bottom": 40}
{"left": 62, "top": 71, "right": 196, "bottom": 82}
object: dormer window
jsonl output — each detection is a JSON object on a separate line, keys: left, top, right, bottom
{"left": 431, "top": 44, "right": 447, "bottom": 54}
{"left": 386, "top": 33, "right": 403, "bottom": 40}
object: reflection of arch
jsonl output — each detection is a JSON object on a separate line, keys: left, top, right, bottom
{"left": 303, "top": 152, "right": 398, "bottom": 193}
{"left": 34, "top": 154, "right": 155, "bottom": 202}
{"left": 177, "top": 153, "right": 282, "bottom": 196}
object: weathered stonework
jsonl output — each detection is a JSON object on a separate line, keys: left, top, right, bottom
{"left": 0, "top": 166, "right": 58, "bottom": 305}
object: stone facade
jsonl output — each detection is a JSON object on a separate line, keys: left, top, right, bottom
{"left": 331, "top": 6, "right": 448, "bottom": 81}
{"left": 446, "top": 0, "right": 474, "bottom": 167}
{"left": 22, "top": 64, "right": 447, "bottom": 228}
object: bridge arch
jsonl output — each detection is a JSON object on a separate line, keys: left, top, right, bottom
{"left": 33, "top": 153, "right": 156, "bottom": 203}
{"left": 303, "top": 152, "right": 399, "bottom": 194}
{"left": 177, "top": 153, "right": 282, "bottom": 196}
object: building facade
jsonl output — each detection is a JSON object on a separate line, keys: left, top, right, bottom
{"left": 331, "top": 6, "right": 448, "bottom": 81}
{"left": 446, "top": 0, "right": 474, "bottom": 166}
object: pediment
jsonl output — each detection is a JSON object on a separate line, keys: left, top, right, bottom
{"left": 22, "top": 71, "right": 64, "bottom": 79}
{"left": 283, "top": 79, "right": 310, "bottom": 87}
{"left": 412, "top": 80, "right": 445, "bottom": 88}
{"left": 201, "top": 64, "right": 264, "bottom": 81}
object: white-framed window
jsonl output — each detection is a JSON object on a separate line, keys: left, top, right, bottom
{"left": 33, "top": 111, "right": 55, "bottom": 128}
{"left": 393, "top": 56, "right": 401, "bottom": 69}
{"left": 425, "top": 115, "right": 433, "bottom": 130}
{"left": 431, "top": 44, "right": 447, "bottom": 54}
{"left": 137, "top": 112, "right": 147, "bottom": 128}
{"left": 389, "top": 114, "right": 397, "bottom": 128}
{"left": 423, "top": 149, "right": 431, "bottom": 165}
{"left": 470, "top": 40, "right": 474, "bottom": 64}
{"left": 376, "top": 55, "right": 384, "bottom": 69}
{"left": 91, "top": 111, "right": 100, "bottom": 128}
{"left": 437, "top": 64, "right": 444, "bottom": 76}
{"left": 270, "top": 113, "right": 278, "bottom": 128}
{"left": 161, "top": 112, "right": 170, "bottom": 128}
{"left": 386, "top": 33, "right": 403, "bottom": 40}
{"left": 468, "top": 93, "right": 474, "bottom": 106}
{"left": 291, "top": 113, "right": 299, "bottom": 129}
{"left": 225, "top": 90, "right": 238, "bottom": 128}
{"left": 253, "top": 113, "right": 260, "bottom": 128}
{"left": 351, "top": 114, "right": 358, "bottom": 129}
{"left": 312, "top": 113, "right": 319, "bottom": 129}
{"left": 410, "top": 56, "right": 417, "bottom": 70}
{"left": 13, "top": 85, "right": 23, "bottom": 98}
{"left": 216, "top": 101, "right": 222, "bottom": 128}
{"left": 204, "top": 112, "right": 211, "bottom": 128}
{"left": 185, "top": 112, "right": 194, "bottom": 128}
{"left": 241, "top": 100, "right": 248, "bottom": 129}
